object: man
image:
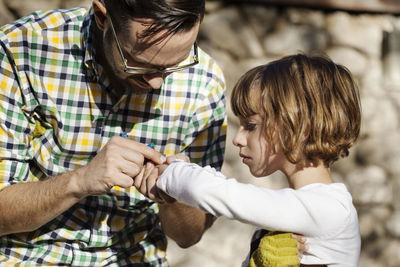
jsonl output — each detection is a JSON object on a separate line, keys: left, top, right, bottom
{"left": 0, "top": 0, "right": 226, "bottom": 265}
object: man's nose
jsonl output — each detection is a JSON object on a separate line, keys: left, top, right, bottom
{"left": 143, "top": 74, "right": 165, "bottom": 90}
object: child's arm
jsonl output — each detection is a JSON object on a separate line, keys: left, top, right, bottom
{"left": 157, "top": 160, "right": 344, "bottom": 236}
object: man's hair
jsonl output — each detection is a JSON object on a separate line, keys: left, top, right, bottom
{"left": 103, "top": 0, "right": 205, "bottom": 38}
{"left": 231, "top": 54, "right": 361, "bottom": 167}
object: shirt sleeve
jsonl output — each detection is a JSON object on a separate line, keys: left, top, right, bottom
{"left": 157, "top": 161, "right": 353, "bottom": 238}
{"left": 0, "top": 38, "right": 35, "bottom": 190}
{"left": 182, "top": 54, "right": 227, "bottom": 171}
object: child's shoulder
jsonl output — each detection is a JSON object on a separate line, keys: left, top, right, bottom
{"left": 299, "top": 182, "right": 349, "bottom": 194}
{"left": 298, "top": 182, "right": 354, "bottom": 209}
{"left": 298, "top": 182, "right": 358, "bottom": 237}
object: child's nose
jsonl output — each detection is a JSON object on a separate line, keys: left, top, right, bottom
{"left": 232, "top": 129, "right": 246, "bottom": 147}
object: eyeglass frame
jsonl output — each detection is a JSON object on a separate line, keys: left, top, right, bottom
{"left": 108, "top": 16, "right": 199, "bottom": 75}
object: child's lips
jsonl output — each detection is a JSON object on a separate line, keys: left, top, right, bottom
{"left": 240, "top": 153, "right": 251, "bottom": 164}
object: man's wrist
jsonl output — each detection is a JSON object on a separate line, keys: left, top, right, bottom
{"left": 66, "top": 167, "right": 88, "bottom": 200}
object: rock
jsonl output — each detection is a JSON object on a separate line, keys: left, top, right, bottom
{"left": 205, "top": 1, "right": 224, "bottom": 14}
{"left": 326, "top": 46, "right": 368, "bottom": 76}
{"left": 358, "top": 206, "right": 391, "bottom": 237}
{"left": 200, "top": 7, "right": 264, "bottom": 59}
{"left": 360, "top": 58, "right": 385, "bottom": 97}
{"left": 242, "top": 5, "right": 279, "bottom": 38}
{"left": 3, "top": 0, "right": 61, "bottom": 17}
{"left": 286, "top": 7, "right": 326, "bottom": 28}
{"left": 386, "top": 211, "right": 400, "bottom": 237}
{"left": 382, "top": 29, "right": 400, "bottom": 90}
{"left": 382, "top": 239, "right": 400, "bottom": 267}
{"left": 60, "top": 0, "right": 92, "bottom": 9}
{"left": 326, "top": 12, "right": 384, "bottom": 57}
{"left": 356, "top": 133, "right": 400, "bottom": 176}
{"left": 358, "top": 256, "right": 385, "bottom": 267}
{"left": 346, "top": 165, "right": 392, "bottom": 205}
{"left": 263, "top": 19, "right": 329, "bottom": 56}
{"left": 359, "top": 96, "right": 399, "bottom": 137}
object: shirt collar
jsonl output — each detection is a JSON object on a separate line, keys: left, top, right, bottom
{"left": 82, "top": 8, "right": 116, "bottom": 96}
{"left": 82, "top": 7, "right": 96, "bottom": 75}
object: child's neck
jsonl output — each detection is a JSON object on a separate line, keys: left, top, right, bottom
{"left": 284, "top": 161, "right": 333, "bottom": 190}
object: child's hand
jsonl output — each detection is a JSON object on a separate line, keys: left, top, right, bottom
{"left": 292, "top": 233, "right": 308, "bottom": 257}
{"left": 157, "top": 154, "right": 189, "bottom": 177}
{"left": 248, "top": 232, "right": 304, "bottom": 267}
{"left": 157, "top": 163, "right": 169, "bottom": 176}
{"left": 133, "top": 162, "right": 164, "bottom": 203}
{"left": 165, "top": 154, "right": 190, "bottom": 164}
{"left": 154, "top": 155, "right": 190, "bottom": 204}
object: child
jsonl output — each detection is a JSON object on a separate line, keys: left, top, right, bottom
{"left": 155, "top": 54, "right": 362, "bottom": 266}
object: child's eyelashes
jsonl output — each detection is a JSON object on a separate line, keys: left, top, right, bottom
{"left": 244, "top": 122, "right": 257, "bottom": 131}
{"left": 239, "top": 115, "right": 262, "bottom": 131}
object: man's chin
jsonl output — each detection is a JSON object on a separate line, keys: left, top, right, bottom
{"left": 125, "top": 79, "right": 152, "bottom": 94}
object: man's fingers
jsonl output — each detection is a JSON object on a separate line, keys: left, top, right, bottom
{"left": 119, "top": 162, "right": 140, "bottom": 177}
{"left": 108, "top": 136, "right": 165, "bottom": 165}
{"left": 114, "top": 173, "right": 135, "bottom": 188}
{"left": 133, "top": 167, "right": 146, "bottom": 189}
{"left": 119, "top": 137, "right": 165, "bottom": 165}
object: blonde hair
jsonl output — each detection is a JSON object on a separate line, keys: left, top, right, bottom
{"left": 231, "top": 54, "right": 361, "bottom": 167}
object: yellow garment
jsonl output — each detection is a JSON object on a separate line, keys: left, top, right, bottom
{"left": 247, "top": 232, "right": 300, "bottom": 267}
{"left": 32, "top": 119, "right": 46, "bottom": 137}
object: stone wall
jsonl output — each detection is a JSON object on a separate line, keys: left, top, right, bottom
{"left": 1, "top": 0, "right": 400, "bottom": 266}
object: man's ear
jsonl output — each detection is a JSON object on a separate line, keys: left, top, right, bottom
{"left": 92, "top": 0, "right": 108, "bottom": 31}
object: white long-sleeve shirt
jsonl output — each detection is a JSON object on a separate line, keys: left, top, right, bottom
{"left": 157, "top": 161, "right": 361, "bottom": 266}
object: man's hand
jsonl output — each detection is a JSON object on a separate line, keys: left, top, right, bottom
{"left": 74, "top": 136, "right": 165, "bottom": 198}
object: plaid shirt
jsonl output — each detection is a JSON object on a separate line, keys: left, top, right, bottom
{"left": 0, "top": 7, "right": 226, "bottom": 266}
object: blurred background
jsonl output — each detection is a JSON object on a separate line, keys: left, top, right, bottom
{"left": 1, "top": 0, "right": 399, "bottom": 266}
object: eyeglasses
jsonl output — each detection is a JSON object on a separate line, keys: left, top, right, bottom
{"left": 108, "top": 17, "right": 199, "bottom": 75}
